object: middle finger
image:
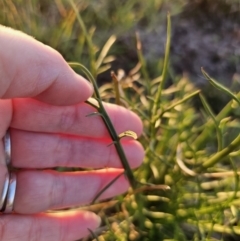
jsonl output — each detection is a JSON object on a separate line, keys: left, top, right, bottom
{"left": 11, "top": 129, "right": 144, "bottom": 169}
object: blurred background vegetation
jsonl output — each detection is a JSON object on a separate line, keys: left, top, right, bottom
{"left": 2, "top": 0, "right": 240, "bottom": 240}
{"left": 1, "top": 0, "right": 240, "bottom": 91}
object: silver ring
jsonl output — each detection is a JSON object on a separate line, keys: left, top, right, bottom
{"left": 0, "top": 173, "right": 9, "bottom": 210}
{"left": 3, "top": 172, "right": 17, "bottom": 213}
{"left": 4, "top": 130, "right": 11, "bottom": 165}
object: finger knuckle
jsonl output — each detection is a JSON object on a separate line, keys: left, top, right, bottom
{"left": 58, "top": 106, "right": 78, "bottom": 132}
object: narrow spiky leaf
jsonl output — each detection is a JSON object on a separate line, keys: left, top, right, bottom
{"left": 107, "top": 141, "right": 117, "bottom": 147}
{"left": 201, "top": 68, "right": 240, "bottom": 106}
{"left": 86, "top": 112, "right": 102, "bottom": 117}
{"left": 118, "top": 130, "right": 138, "bottom": 140}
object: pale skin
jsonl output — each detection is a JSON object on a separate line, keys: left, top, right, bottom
{"left": 0, "top": 26, "right": 144, "bottom": 241}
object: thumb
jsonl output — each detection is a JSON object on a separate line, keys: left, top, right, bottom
{"left": 0, "top": 26, "right": 93, "bottom": 105}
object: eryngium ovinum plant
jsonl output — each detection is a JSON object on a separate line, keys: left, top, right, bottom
{"left": 70, "top": 8, "right": 240, "bottom": 241}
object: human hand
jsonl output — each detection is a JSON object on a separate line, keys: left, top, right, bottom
{"left": 0, "top": 26, "right": 144, "bottom": 241}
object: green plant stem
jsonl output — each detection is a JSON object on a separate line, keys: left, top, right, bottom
{"left": 193, "top": 93, "right": 240, "bottom": 149}
{"left": 136, "top": 32, "right": 151, "bottom": 95}
{"left": 162, "top": 89, "right": 200, "bottom": 116}
{"left": 150, "top": 13, "right": 171, "bottom": 139}
{"left": 202, "top": 68, "right": 240, "bottom": 106}
{"left": 229, "top": 157, "right": 239, "bottom": 201}
{"left": 202, "top": 134, "right": 240, "bottom": 169}
{"left": 199, "top": 93, "right": 223, "bottom": 151}
{"left": 153, "top": 12, "right": 171, "bottom": 111}
{"left": 69, "top": 62, "right": 137, "bottom": 188}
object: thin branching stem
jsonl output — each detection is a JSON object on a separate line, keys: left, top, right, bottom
{"left": 193, "top": 95, "right": 239, "bottom": 149}
{"left": 194, "top": 70, "right": 240, "bottom": 149}
{"left": 202, "top": 134, "right": 240, "bottom": 169}
{"left": 202, "top": 68, "right": 240, "bottom": 106}
{"left": 69, "top": 62, "right": 137, "bottom": 188}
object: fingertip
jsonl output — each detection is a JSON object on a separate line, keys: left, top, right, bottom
{"left": 134, "top": 141, "right": 145, "bottom": 168}
{"left": 132, "top": 111, "right": 144, "bottom": 138}
{"left": 33, "top": 66, "right": 94, "bottom": 106}
{"left": 75, "top": 210, "right": 101, "bottom": 230}
{"left": 0, "top": 26, "right": 93, "bottom": 105}
{"left": 104, "top": 103, "right": 144, "bottom": 137}
{"left": 66, "top": 210, "right": 101, "bottom": 240}
{"left": 121, "top": 140, "right": 145, "bottom": 169}
{"left": 82, "top": 211, "right": 102, "bottom": 229}
{"left": 74, "top": 73, "right": 94, "bottom": 100}
{"left": 44, "top": 210, "right": 101, "bottom": 240}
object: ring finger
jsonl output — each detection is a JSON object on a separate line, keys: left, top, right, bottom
{"left": 14, "top": 168, "right": 128, "bottom": 214}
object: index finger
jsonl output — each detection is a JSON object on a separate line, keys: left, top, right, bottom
{"left": 0, "top": 26, "right": 93, "bottom": 105}
{"left": 11, "top": 98, "right": 143, "bottom": 138}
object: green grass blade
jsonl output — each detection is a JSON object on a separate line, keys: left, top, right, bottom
{"left": 193, "top": 92, "right": 240, "bottom": 150}
{"left": 136, "top": 32, "right": 151, "bottom": 94}
{"left": 68, "top": 0, "right": 96, "bottom": 74}
{"left": 229, "top": 157, "right": 239, "bottom": 201}
{"left": 96, "top": 35, "right": 116, "bottom": 70}
{"left": 150, "top": 13, "right": 171, "bottom": 139}
{"left": 151, "top": 13, "right": 171, "bottom": 113}
{"left": 199, "top": 93, "right": 223, "bottom": 151}
{"left": 202, "top": 134, "right": 240, "bottom": 169}
{"left": 163, "top": 89, "right": 200, "bottom": 114}
{"left": 202, "top": 68, "right": 240, "bottom": 106}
